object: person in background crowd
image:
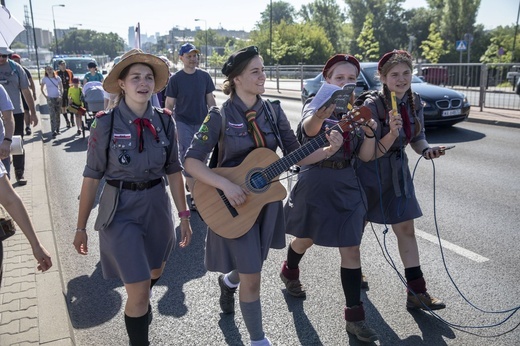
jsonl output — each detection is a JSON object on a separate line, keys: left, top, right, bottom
{"left": 67, "top": 77, "right": 84, "bottom": 135}
{"left": 281, "top": 54, "right": 380, "bottom": 343}
{"left": 83, "top": 61, "right": 104, "bottom": 85}
{"left": 184, "top": 46, "right": 344, "bottom": 346}
{"left": 356, "top": 49, "right": 446, "bottom": 311}
{"left": 73, "top": 48, "right": 192, "bottom": 346}
{"left": 40, "top": 66, "right": 63, "bottom": 139}
{"left": 0, "top": 83, "right": 52, "bottom": 287}
{"left": 0, "top": 47, "right": 38, "bottom": 185}
{"left": 9, "top": 54, "right": 36, "bottom": 136}
{"left": 165, "top": 43, "right": 216, "bottom": 210}
{"left": 56, "top": 60, "right": 74, "bottom": 128}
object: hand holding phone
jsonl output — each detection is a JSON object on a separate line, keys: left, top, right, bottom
{"left": 439, "top": 145, "right": 455, "bottom": 154}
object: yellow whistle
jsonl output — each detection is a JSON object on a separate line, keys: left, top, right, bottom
{"left": 391, "top": 92, "right": 398, "bottom": 116}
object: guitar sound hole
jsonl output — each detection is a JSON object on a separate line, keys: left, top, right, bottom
{"left": 250, "top": 172, "right": 268, "bottom": 190}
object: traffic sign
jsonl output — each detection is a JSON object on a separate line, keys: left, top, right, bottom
{"left": 456, "top": 40, "right": 467, "bottom": 51}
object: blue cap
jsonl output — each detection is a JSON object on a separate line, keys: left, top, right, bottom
{"left": 179, "top": 43, "right": 200, "bottom": 56}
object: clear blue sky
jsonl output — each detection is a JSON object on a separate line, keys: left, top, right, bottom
{"left": 7, "top": 0, "right": 519, "bottom": 44}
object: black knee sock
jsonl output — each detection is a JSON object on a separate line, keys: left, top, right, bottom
{"left": 124, "top": 313, "right": 149, "bottom": 346}
{"left": 341, "top": 267, "right": 362, "bottom": 307}
{"left": 404, "top": 266, "right": 423, "bottom": 282}
{"left": 286, "top": 244, "right": 305, "bottom": 269}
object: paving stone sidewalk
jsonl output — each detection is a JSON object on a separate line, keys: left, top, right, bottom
{"left": 0, "top": 127, "right": 74, "bottom": 346}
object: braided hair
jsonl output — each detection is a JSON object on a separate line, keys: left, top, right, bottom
{"left": 378, "top": 50, "right": 422, "bottom": 138}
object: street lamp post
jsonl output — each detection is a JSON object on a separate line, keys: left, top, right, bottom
{"left": 52, "top": 4, "right": 65, "bottom": 55}
{"left": 194, "top": 18, "right": 207, "bottom": 68}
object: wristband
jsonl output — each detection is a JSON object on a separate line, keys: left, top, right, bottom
{"left": 3, "top": 138, "right": 12, "bottom": 142}
{"left": 178, "top": 210, "right": 191, "bottom": 219}
{"left": 364, "top": 132, "right": 375, "bottom": 139}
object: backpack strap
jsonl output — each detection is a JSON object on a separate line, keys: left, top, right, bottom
{"left": 208, "top": 106, "right": 225, "bottom": 168}
{"left": 153, "top": 106, "right": 173, "bottom": 169}
{"left": 263, "top": 99, "right": 286, "bottom": 155}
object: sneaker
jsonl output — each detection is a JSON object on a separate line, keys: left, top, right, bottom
{"left": 279, "top": 262, "right": 306, "bottom": 298}
{"left": 361, "top": 274, "right": 369, "bottom": 289}
{"left": 218, "top": 274, "right": 236, "bottom": 314}
{"left": 345, "top": 320, "right": 379, "bottom": 343}
{"left": 406, "top": 292, "right": 446, "bottom": 310}
{"left": 15, "top": 170, "right": 27, "bottom": 186}
{"left": 25, "top": 127, "right": 31, "bottom": 136}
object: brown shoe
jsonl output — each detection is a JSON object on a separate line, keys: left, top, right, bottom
{"left": 280, "top": 261, "right": 306, "bottom": 298}
{"left": 406, "top": 292, "right": 446, "bottom": 310}
{"left": 345, "top": 320, "right": 379, "bottom": 343}
{"left": 344, "top": 304, "right": 378, "bottom": 342}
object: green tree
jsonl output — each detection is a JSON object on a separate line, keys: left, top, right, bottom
{"left": 300, "top": 0, "right": 347, "bottom": 52}
{"left": 439, "top": 0, "right": 481, "bottom": 61}
{"left": 250, "top": 21, "right": 333, "bottom": 65}
{"left": 355, "top": 13, "right": 379, "bottom": 61}
{"left": 259, "top": 1, "right": 296, "bottom": 26}
{"left": 480, "top": 26, "right": 519, "bottom": 63}
{"left": 420, "top": 23, "right": 445, "bottom": 63}
{"left": 344, "top": 0, "right": 408, "bottom": 56}
{"left": 60, "top": 29, "right": 124, "bottom": 58}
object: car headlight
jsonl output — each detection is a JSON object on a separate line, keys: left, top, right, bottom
{"left": 421, "top": 100, "right": 432, "bottom": 108}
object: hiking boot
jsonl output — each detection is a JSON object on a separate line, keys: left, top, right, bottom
{"left": 344, "top": 304, "right": 378, "bottom": 343}
{"left": 361, "top": 273, "right": 369, "bottom": 289}
{"left": 280, "top": 261, "right": 306, "bottom": 298}
{"left": 218, "top": 274, "right": 236, "bottom": 314}
{"left": 345, "top": 320, "right": 379, "bottom": 343}
{"left": 15, "top": 170, "right": 27, "bottom": 186}
{"left": 25, "top": 126, "right": 31, "bottom": 135}
{"left": 406, "top": 292, "right": 446, "bottom": 310}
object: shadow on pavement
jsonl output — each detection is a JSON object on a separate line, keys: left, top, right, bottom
{"left": 66, "top": 262, "right": 123, "bottom": 328}
{"left": 425, "top": 124, "right": 485, "bottom": 144}
{"left": 282, "top": 291, "right": 323, "bottom": 346}
{"left": 156, "top": 212, "right": 208, "bottom": 317}
{"left": 361, "top": 292, "right": 455, "bottom": 345}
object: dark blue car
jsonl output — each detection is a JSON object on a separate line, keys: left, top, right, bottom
{"left": 301, "top": 62, "right": 471, "bottom": 127}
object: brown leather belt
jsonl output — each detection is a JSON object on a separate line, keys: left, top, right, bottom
{"left": 317, "top": 160, "right": 350, "bottom": 170}
{"left": 106, "top": 178, "right": 162, "bottom": 191}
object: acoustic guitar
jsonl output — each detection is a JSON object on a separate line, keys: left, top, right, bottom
{"left": 192, "top": 107, "right": 370, "bottom": 239}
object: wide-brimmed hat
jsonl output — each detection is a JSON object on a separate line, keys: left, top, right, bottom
{"left": 0, "top": 47, "right": 13, "bottom": 55}
{"left": 103, "top": 49, "right": 169, "bottom": 94}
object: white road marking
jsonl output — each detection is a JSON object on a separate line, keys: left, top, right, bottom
{"left": 415, "top": 229, "right": 489, "bottom": 263}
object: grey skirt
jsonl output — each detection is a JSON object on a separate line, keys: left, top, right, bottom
{"left": 205, "top": 201, "right": 286, "bottom": 274}
{"left": 356, "top": 151, "right": 422, "bottom": 224}
{"left": 284, "top": 164, "right": 366, "bottom": 247}
{"left": 99, "top": 180, "right": 175, "bottom": 283}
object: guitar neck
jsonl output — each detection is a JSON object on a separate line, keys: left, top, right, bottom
{"left": 262, "top": 126, "right": 335, "bottom": 181}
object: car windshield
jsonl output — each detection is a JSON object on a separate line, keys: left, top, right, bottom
{"left": 361, "top": 66, "right": 382, "bottom": 88}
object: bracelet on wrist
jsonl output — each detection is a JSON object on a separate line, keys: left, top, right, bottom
{"left": 178, "top": 210, "right": 191, "bottom": 219}
{"left": 3, "top": 137, "right": 12, "bottom": 142}
{"left": 364, "top": 132, "right": 375, "bottom": 139}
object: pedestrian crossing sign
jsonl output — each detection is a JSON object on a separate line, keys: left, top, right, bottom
{"left": 456, "top": 40, "right": 467, "bottom": 51}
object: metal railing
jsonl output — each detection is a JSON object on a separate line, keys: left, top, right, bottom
{"left": 209, "top": 63, "right": 520, "bottom": 111}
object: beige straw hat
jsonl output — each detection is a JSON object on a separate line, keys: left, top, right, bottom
{"left": 103, "top": 48, "right": 169, "bottom": 94}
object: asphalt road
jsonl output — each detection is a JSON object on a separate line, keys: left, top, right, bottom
{"left": 44, "top": 94, "right": 519, "bottom": 345}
